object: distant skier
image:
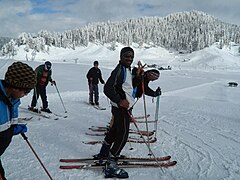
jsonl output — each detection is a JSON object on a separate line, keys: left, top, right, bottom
{"left": 29, "top": 61, "right": 56, "bottom": 113}
{"left": 86, "top": 61, "right": 105, "bottom": 106}
{"left": 0, "top": 62, "right": 36, "bottom": 180}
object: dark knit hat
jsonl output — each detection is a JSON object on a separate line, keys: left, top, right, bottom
{"left": 146, "top": 69, "right": 160, "bottom": 81}
{"left": 120, "top": 47, "right": 134, "bottom": 58}
{"left": 94, "top": 61, "right": 99, "bottom": 65}
{"left": 5, "top": 62, "right": 37, "bottom": 89}
{"left": 45, "top": 61, "right": 52, "bottom": 71}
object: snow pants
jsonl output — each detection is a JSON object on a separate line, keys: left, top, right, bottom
{"left": 88, "top": 83, "right": 99, "bottom": 104}
{"left": 31, "top": 84, "right": 48, "bottom": 109}
{"left": 104, "top": 106, "right": 130, "bottom": 156}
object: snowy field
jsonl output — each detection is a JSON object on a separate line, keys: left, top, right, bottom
{"left": 0, "top": 44, "right": 240, "bottom": 180}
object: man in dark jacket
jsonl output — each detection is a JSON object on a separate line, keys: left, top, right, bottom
{"left": 94, "top": 47, "right": 143, "bottom": 178}
{"left": 86, "top": 61, "right": 105, "bottom": 106}
{"left": 29, "top": 61, "right": 56, "bottom": 113}
{"left": 0, "top": 62, "right": 36, "bottom": 180}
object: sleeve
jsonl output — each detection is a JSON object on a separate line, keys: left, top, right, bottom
{"left": 104, "top": 65, "right": 123, "bottom": 104}
{"left": 86, "top": 69, "right": 91, "bottom": 79}
{"left": 132, "top": 67, "right": 142, "bottom": 89}
{"left": 144, "top": 81, "right": 156, "bottom": 97}
{"left": 99, "top": 70, "right": 105, "bottom": 84}
{"left": 86, "top": 68, "right": 93, "bottom": 80}
{"left": 48, "top": 70, "right": 53, "bottom": 82}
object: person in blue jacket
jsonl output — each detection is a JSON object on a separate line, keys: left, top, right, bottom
{"left": 0, "top": 62, "right": 36, "bottom": 180}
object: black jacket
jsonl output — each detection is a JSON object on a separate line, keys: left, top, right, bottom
{"left": 104, "top": 62, "right": 141, "bottom": 105}
{"left": 132, "top": 67, "right": 157, "bottom": 97}
{"left": 86, "top": 67, "right": 104, "bottom": 85}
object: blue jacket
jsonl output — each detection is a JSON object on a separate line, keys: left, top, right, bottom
{"left": 0, "top": 80, "right": 20, "bottom": 132}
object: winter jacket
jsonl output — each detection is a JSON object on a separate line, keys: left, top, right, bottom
{"left": 35, "top": 65, "right": 53, "bottom": 86}
{"left": 0, "top": 80, "right": 20, "bottom": 133}
{"left": 132, "top": 67, "right": 157, "bottom": 97}
{"left": 86, "top": 67, "right": 104, "bottom": 85}
{"left": 104, "top": 62, "right": 140, "bottom": 109}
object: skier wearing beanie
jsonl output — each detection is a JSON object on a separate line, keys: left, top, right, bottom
{"left": 29, "top": 61, "right": 56, "bottom": 113}
{"left": 0, "top": 61, "right": 36, "bottom": 180}
{"left": 132, "top": 67, "right": 161, "bottom": 98}
{"left": 94, "top": 47, "right": 143, "bottom": 178}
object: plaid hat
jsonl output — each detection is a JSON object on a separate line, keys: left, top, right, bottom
{"left": 120, "top": 47, "right": 134, "bottom": 58}
{"left": 5, "top": 61, "right": 37, "bottom": 89}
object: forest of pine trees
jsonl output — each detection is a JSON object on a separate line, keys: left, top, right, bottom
{"left": 1, "top": 11, "right": 240, "bottom": 56}
{"left": 0, "top": 37, "right": 12, "bottom": 49}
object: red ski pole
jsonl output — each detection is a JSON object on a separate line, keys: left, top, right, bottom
{"left": 21, "top": 133, "right": 53, "bottom": 180}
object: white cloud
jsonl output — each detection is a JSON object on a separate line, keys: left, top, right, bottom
{"left": 0, "top": 0, "right": 240, "bottom": 37}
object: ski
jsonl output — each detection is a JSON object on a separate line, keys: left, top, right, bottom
{"left": 19, "top": 107, "right": 60, "bottom": 120}
{"left": 20, "top": 107, "right": 51, "bottom": 119}
{"left": 60, "top": 155, "right": 171, "bottom": 163}
{"left": 86, "top": 131, "right": 154, "bottom": 137}
{"left": 85, "top": 132, "right": 106, "bottom": 136}
{"left": 53, "top": 112, "right": 68, "bottom": 118}
{"left": 60, "top": 161, "right": 177, "bottom": 169}
{"left": 18, "top": 117, "right": 33, "bottom": 121}
{"left": 84, "top": 101, "right": 106, "bottom": 110}
{"left": 93, "top": 105, "right": 106, "bottom": 110}
{"left": 83, "top": 137, "right": 157, "bottom": 145}
{"left": 133, "top": 119, "right": 158, "bottom": 123}
{"left": 133, "top": 114, "right": 150, "bottom": 119}
{"left": 88, "top": 126, "right": 109, "bottom": 132}
{"left": 89, "top": 126, "right": 155, "bottom": 136}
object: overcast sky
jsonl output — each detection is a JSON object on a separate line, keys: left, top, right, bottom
{"left": 1, "top": 0, "right": 240, "bottom": 38}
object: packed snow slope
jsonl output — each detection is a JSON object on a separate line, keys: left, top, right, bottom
{"left": 0, "top": 43, "right": 240, "bottom": 180}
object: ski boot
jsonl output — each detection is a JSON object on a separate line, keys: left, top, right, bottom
{"left": 41, "top": 108, "right": 52, "bottom": 113}
{"left": 28, "top": 106, "right": 39, "bottom": 113}
{"left": 104, "top": 157, "right": 128, "bottom": 178}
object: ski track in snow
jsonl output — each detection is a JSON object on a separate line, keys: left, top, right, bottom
{"left": 158, "top": 76, "right": 240, "bottom": 180}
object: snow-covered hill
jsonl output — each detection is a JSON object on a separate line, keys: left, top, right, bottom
{"left": 0, "top": 44, "right": 240, "bottom": 180}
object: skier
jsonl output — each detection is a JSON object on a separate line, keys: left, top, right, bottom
{"left": 132, "top": 67, "right": 161, "bottom": 98}
{"left": 94, "top": 47, "right": 143, "bottom": 178}
{"left": 86, "top": 61, "right": 105, "bottom": 106}
{"left": 0, "top": 62, "right": 36, "bottom": 180}
{"left": 28, "top": 61, "right": 56, "bottom": 113}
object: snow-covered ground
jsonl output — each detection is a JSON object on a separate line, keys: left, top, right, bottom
{"left": 0, "top": 43, "right": 240, "bottom": 180}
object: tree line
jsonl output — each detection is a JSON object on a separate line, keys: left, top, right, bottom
{"left": 1, "top": 10, "right": 240, "bottom": 57}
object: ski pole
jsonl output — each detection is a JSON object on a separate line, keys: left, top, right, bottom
{"left": 21, "top": 133, "right": 53, "bottom": 180}
{"left": 154, "top": 95, "right": 160, "bottom": 138}
{"left": 127, "top": 111, "right": 164, "bottom": 174}
{"left": 141, "top": 76, "right": 151, "bottom": 155}
{"left": 54, "top": 84, "right": 67, "bottom": 113}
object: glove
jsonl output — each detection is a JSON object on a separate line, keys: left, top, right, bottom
{"left": 13, "top": 124, "right": 27, "bottom": 135}
{"left": 51, "top": 80, "right": 56, "bottom": 86}
{"left": 154, "top": 87, "right": 161, "bottom": 97}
